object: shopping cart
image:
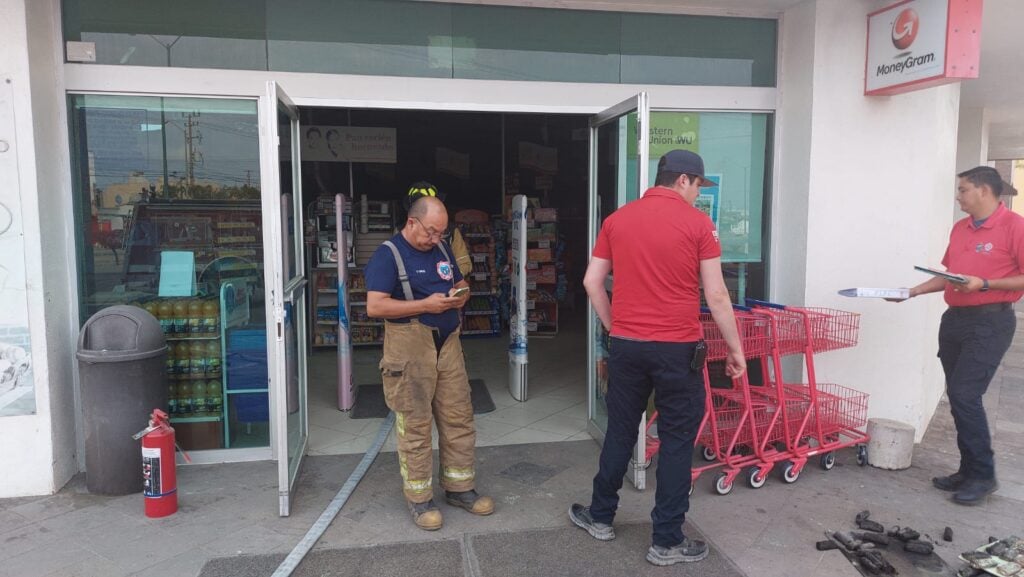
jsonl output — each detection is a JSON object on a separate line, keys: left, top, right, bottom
{"left": 643, "top": 300, "right": 870, "bottom": 496}
{"left": 746, "top": 300, "right": 870, "bottom": 484}
{"left": 644, "top": 307, "right": 779, "bottom": 495}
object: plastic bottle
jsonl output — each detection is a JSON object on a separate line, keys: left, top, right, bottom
{"left": 188, "top": 299, "right": 204, "bottom": 335}
{"left": 178, "top": 381, "right": 193, "bottom": 416}
{"left": 165, "top": 343, "right": 176, "bottom": 378}
{"left": 142, "top": 300, "right": 159, "bottom": 321}
{"left": 172, "top": 300, "right": 188, "bottom": 335}
{"left": 192, "top": 377, "right": 207, "bottom": 415}
{"left": 205, "top": 340, "right": 221, "bottom": 377}
{"left": 167, "top": 383, "right": 179, "bottom": 415}
{"left": 190, "top": 341, "right": 205, "bottom": 377}
{"left": 174, "top": 342, "right": 190, "bottom": 379}
{"left": 206, "top": 380, "right": 223, "bottom": 417}
{"left": 158, "top": 300, "right": 174, "bottom": 334}
{"left": 202, "top": 299, "right": 220, "bottom": 334}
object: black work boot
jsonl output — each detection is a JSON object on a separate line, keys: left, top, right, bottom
{"left": 408, "top": 499, "right": 443, "bottom": 530}
{"left": 932, "top": 471, "right": 967, "bottom": 492}
{"left": 952, "top": 478, "right": 998, "bottom": 505}
{"left": 568, "top": 503, "right": 615, "bottom": 541}
{"left": 646, "top": 537, "right": 710, "bottom": 566}
{"left": 445, "top": 489, "right": 494, "bottom": 516}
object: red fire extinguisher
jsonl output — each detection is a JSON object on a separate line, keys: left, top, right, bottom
{"left": 133, "top": 409, "right": 188, "bottom": 518}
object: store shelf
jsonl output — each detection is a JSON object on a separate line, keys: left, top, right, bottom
{"left": 171, "top": 415, "right": 223, "bottom": 423}
{"left": 464, "top": 310, "right": 498, "bottom": 316}
{"left": 167, "top": 335, "right": 219, "bottom": 341}
{"left": 319, "top": 288, "right": 338, "bottom": 294}
{"left": 350, "top": 321, "right": 382, "bottom": 327}
{"left": 317, "top": 320, "right": 337, "bottom": 325}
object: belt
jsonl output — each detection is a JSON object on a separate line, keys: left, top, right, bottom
{"left": 947, "top": 302, "right": 1012, "bottom": 314}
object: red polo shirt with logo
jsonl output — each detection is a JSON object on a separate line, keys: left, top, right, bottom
{"left": 592, "top": 186, "right": 721, "bottom": 342}
{"left": 941, "top": 203, "right": 1024, "bottom": 306}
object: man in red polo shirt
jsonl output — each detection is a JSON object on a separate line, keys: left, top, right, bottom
{"left": 899, "top": 166, "right": 1024, "bottom": 505}
{"left": 569, "top": 150, "right": 745, "bottom": 566}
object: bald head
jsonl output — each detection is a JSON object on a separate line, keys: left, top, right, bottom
{"left": 408, "top": 195, "right": 446, "bottom": 219}
{"left": 403, "top": 195, "right": 449, "bottom": 251}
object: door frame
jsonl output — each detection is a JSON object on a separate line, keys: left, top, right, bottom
{"left": 258, "top": 81, "right": 310, "bottom": 516}
{"left": 62, "top": 74, "right": 774, "bottom": 478}
{"left": 585, "top": 92, "right": 650, "bottom": 490}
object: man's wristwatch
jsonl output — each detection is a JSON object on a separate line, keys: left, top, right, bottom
{"left": 981, "top": 279, "right": 990, "bottom": 292}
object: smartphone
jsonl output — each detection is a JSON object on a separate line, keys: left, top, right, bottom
{"left": 450, "top": 286, "right": 470, "bottom": 298}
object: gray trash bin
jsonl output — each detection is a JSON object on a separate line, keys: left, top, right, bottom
{"left": 77, "top": 305, "right": 168, "bottom": 495}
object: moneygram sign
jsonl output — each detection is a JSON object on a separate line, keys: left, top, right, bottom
{"left": 865, "top": 0, "right": 982, "bottom": 96}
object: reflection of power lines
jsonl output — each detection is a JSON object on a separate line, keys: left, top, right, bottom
{"left": 181, "top": 111, "right": 204, "bottom": 191}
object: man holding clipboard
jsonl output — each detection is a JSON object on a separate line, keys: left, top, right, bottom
{"left": 894, "top": 166, "right": 1024, "bottom": 505}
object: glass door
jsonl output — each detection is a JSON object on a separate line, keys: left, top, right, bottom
{"left": 259, "top": 81, "right": 308, "bottom": 516}
{"left": 586, "top": 93, "right": 649, "bottom": 490}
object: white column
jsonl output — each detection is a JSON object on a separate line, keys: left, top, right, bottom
{"left": 0, "top": 0, "right": 77, "bottom": 497}
{"left": 778, "top": 0, "right": 958, "bottom": 441}
{"left": 956, "top": 106, "right": 990, "bottom": 171}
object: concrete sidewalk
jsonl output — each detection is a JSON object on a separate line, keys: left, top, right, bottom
{"left": 2, "top": 317, "right": 1023, "bottom": 577}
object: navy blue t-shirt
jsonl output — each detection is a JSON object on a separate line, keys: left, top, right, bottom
{"left": 364, "top": 233, "right": 464, "bottom": 335}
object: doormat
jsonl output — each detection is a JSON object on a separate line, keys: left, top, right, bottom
{"left": 350, "top": 379, "right": 495, "bottom": 420}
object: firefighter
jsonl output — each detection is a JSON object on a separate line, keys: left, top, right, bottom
{"left": 404, "top": 181, "right": 473, "bottom": 277}
{"left": 365, "top": 195, "right": 494, "bottom": 530}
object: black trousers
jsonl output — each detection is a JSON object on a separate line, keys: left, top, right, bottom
{"left": 937, "top": 305, "right": 1015, "bottom": 481}
{"left": 589, "top": 338, "right": 705, "bottom": 548}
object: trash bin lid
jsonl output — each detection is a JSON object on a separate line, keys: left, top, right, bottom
{"left": 76, "top": 305, "right": 168, "bottom": 363}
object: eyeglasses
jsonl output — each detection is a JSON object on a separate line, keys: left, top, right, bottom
{"left": 412, "top": 217, "right": 443, "bottom": 241}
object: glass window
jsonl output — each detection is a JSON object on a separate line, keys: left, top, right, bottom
{"left": 451, "top": 5, "right": 620, "bottom": 83}
{"left": 68, "top": 94, "right": 269, "bottom": 450}
{"left": 643, "top": 111, "right": 772, "bottom": 301}
{"left": 62, "top": 0, "right": 777, "bottom": 87}
{"left": 62, "top": 0, "right": 268, "bottom": 69}
{"left": 620, "top": 15, "right": 777, "bottom": 87}
{"left": 266, "top": 0, "right": 453, "bottom": 77}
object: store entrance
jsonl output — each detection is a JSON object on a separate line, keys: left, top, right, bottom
{"left": 298, "top": 108, "right": 593, "bottom": 455}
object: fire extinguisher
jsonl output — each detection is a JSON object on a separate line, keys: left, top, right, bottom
{"left": 133, "top": 409, "right": 189, "bottom": 518}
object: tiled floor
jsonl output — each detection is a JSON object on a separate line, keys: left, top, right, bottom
{"left": 306, "top": 308, "right": 591, "bottom": 456}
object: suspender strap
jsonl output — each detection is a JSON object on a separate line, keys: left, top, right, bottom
{"left": 382, "top": 240, "right": 455, "bottom": 303}
{"left": 382, "top": 241, "right": 415, "bottom": 301}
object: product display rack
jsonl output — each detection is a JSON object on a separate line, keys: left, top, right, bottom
{"left": 348, "top": 268, "right": 384, "bottom": 346}
{"left": 308, "top": 196, "right": 351, "bottom": 348}
{"left": 149, "top": 281, "right": 255, "bottom": 450}
{"left": 525, "top": 209, "right": 559, "bottom": 337}
{"left": 458, "top": 215, "right": 501, "bottom": 337}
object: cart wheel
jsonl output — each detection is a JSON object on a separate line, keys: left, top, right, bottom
{"left": 701, "top": 446, "right": 716, "bottom": 462}
{"left": 819, "top": 452, "right": 836, "bottom": 471}
{"left": 856, "top": 445, "right": 868, "bottom": 467}
{"left": 748, "top": 467, "right": 767, "bottom": 489}
{"left": 714, "top": 473, "right": 733, "bottom": 496}
{"left": 781, "top": 462, "right": 800, "bottom": 483}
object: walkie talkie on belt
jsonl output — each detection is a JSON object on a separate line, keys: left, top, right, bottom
{"left": 690, "top": 339, "right": 707, "bottom": 370}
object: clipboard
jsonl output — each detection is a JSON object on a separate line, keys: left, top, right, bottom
{"left": 914, "top": 265, "right": 968, "bottom": 285}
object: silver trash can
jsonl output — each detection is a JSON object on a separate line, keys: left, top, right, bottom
{"left": 76, "top": 305, "right": 168, "bottom": 495}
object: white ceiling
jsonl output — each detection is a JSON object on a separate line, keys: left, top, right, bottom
{"left": 960, "top": 0, "right": 1024, "bottom": 159}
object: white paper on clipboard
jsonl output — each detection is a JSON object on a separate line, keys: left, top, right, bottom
{"left": 838, "top": 287, "right": 910, "bottom": 299}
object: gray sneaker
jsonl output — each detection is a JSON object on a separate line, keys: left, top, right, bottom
{"left": 568, "top": 503, "right": 615, "bottom": 541}
{"left": 646, "top": 538, "right": 709, "bottom": 566}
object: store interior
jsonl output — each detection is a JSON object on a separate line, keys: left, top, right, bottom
{"left": 299, "top": 108, "right": 596, "bottom": 455}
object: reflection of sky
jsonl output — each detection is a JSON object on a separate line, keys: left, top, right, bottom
{"left": 85, "top": 108, "right": 260, "bottom": 191}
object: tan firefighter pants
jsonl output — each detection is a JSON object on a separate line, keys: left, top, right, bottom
{"left": 380, "top": 320, "right": 477, "bottom": 503}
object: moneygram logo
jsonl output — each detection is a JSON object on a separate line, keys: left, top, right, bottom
{"left": 891, "top": 8, "right": 919, "bottom": 50}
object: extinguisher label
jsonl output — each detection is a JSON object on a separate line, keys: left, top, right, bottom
{"left": 142, "top": 447, "right": 162, "bottom": 497}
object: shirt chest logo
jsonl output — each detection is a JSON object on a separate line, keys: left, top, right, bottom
{"left": 437, "top": 261, "right": 453, "bottom": 281}
{"left": 975, "top": 242, "right": 994, "bottom": 254}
